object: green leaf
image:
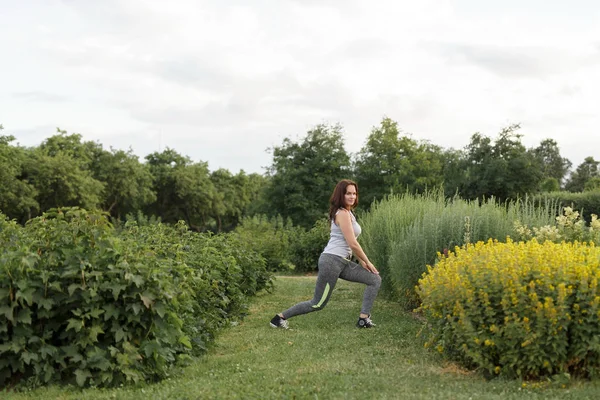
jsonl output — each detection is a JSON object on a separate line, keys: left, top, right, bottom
{"left": 0, "top": 288, "right": 9, "bottom": 300}
{"left": 131, "top": 303, "right": 142, "bottom": 315}
{"left": 132, "top": 274, "right": 145, "bottom": 287}
{"left": 153, "top": 301, "right": 166, "bottom": 318}
{"left": 89, "top": 325, "right": 104, "bottom": 342}
{"left": 143, "top": 341, "right": 161, "bottom": 358}
{"left": 43, "top": 365, "right": 54, "bottom": 382}
{"left": 66, "top": 318, "right": 83, "bottom": 333}
{"left": 0, "top": 305, "right": 14, "bottom": 322}
{"left": 40, "top": 344, "right": 58, "bottom": 359}
{"left": 89, "top": 308, "right": 105, "bottom": 319}
{"left": 179, "top": 335, "right": 192, "bottom": 349}
{"left": 103, "top": 304, "right": 119, "bottom": 321}
{"left": 37, "top": 297, "right": 55, "bottom": 311}
{"left": 115, "top": 328, "right": 125, "bottom": 343}
{"left": 140, "top": 293, "right": 154, "bottom": 309}
{"left": 15, "top": 287, "right": 35, "bottom": 306}
{"left": 21, "top": 351, "right": 39, "bottom": 365}
{"left": 110, "top": 284, "right": 127, "bottom": 300}
{"left": 28, "top": 336, "right": 41, "bottom": 344}
{"left": 74, "top": 368, "right": 92, "bottom": 387}
{"left": 21, "top": 255, "right": 36, "bottom": 269}
{"left": 15, "top": 309, "right": 32, "bottom": 325}
{"left": 68, "top": 283, "right": 82, "bottom": 296}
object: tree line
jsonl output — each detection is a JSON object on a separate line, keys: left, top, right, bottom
{"left": 1, "top": 119, "right": 599, "bottom": 231}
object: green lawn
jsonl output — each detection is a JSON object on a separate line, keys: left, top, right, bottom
{"left": 3, "top": 276, "right": 600, "bottom": 399}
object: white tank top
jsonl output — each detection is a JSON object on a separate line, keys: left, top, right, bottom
{"left": 322, "top": 209, "right": 362, "bottom": 258}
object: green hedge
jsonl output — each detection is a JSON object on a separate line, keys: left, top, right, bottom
{"left": 531, "top": 191, "right": 600, "bottom": 223}
{"left": 0, "top": 208, "right": 271, "bottom": 389}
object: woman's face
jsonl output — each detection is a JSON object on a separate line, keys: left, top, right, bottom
{"left": 344, "top": 185, "right": 357, "bottom": 208}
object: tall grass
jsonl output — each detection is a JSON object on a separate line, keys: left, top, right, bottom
{"left": 359, "top": 189, "right": 560, "bottom": 310}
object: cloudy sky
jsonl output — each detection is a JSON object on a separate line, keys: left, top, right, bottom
{"left": 2, "top": 0, "right": 600, "bottom": 174}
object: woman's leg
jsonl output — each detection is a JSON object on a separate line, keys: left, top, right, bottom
{"left": 339, "top": 261, "right": 382, "bottom": 316}
{"left": 280, "top": 253, "right": 343, "bottom": 319}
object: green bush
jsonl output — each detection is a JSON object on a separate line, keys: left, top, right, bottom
{"left": 289, "top": 218, "right": 330, "bottom": 273}
{"left": 359, "top": 190, "right": 559, "bottom": 309}
{"left": 531, "top": 191, "right": 600, "bottom": 224}
{"left": 0, "top": 208, "right": 272, "bottom": 389}
{"left": 233, "top": 215, "right": 295, "bottom": 272}
{"left": 417, "top": 239, "right": 600, "bottom": 380}
{"left": 119, "top": 221, "right": 272, "bottom": 355}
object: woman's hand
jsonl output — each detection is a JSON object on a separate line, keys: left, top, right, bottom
{"left": 360, "top": 260, "right": 379, "bottom": 275}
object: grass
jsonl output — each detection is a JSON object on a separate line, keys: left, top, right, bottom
{"left": 3, "top": 276, "right": 600, "bottom": 399}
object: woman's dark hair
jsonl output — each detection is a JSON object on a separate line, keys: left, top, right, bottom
{"left": 328, "top": 179, "right": 358, "bottom": 222}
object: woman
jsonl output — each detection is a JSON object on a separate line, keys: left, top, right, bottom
{"left": 270, "top": 179, "right": 382, "bottom": 329}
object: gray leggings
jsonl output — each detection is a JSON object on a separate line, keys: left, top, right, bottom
{"left": 281, "top": 253, "right": 382, "bottom": 318}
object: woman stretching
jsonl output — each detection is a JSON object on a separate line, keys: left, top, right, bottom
{"left": 270, "top": 179, "right": 381, "bottom": 329}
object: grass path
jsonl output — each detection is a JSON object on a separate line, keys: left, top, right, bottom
{"left": 4, "top": 276, "right": 600, "bottom": 399}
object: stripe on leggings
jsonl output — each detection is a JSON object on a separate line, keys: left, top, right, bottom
{"left": 312, "top": 283, "right": 330, "bottom": 308}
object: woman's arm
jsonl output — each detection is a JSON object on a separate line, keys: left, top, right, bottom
{"left": 336, "top": 210, "right": 379, "bottom": 274}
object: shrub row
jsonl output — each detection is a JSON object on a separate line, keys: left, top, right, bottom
{"left": 531, "top": 191, "right": 600, "bottom": 224}
{"left": 233, "top": 214, "right": 329, "bottom": 273}
{"left": 417, "top": 239, "right": 600, "bottom": 379}
{"left": 0, "top": 208, "right": 271, "bottom": 388}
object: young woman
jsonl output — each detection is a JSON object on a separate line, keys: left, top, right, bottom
{"left": 270, "top": 179, "right": 381, "bottom": 329}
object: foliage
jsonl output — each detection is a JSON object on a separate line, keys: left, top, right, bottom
{"left": 418, "top": 239, "right": 600, "bottom": 380}
{"left": 233, "top": 214, "right": 295, "bottom": 272}
{"left": 289, "top": 217, "right": 331, "bottom": 273}
{"left": 0, "top": 208, "right": 271, "bottom": 389}
{"left": 90, "top": 148, "right": 156, "bottom": 220}
{"left": 460, "top": 124, "right": 543, "bottom": 201}
{"left": 359, "top": 190, "right": 559, "bottom": 309}
{"left": 354, "top": 117, "right": 444, "bottom": 208}
{"left": 23, "top": 146, "right": 104, "bottom": 214}
{"left": 531, "top": 139, "right": 572, "bottom": 187}
{"left": 540, "top": 177, "right": 560, "bottom": 193}
{"left": 530, "top": 191, "right": 600, "bottom": 224}
{"left": 264, "top": 123, "right": 351, "bottom": 228}
{"left": 0, "top": 134, "right": 38, "bottom": 222}
{"left": 565, "top": 157, "right": 599, "bottom": 193}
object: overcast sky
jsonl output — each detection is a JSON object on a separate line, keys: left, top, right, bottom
{"left": 1, "top": 0, "right": 599, "bottom": 174}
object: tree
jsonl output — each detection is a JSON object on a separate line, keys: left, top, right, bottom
{"left": 22, "top": 130, "right": 105, "bottom": 213}
{"left": 91, "top": 148, "right": 156, "bottom": 219}
{"left": 145, "top": 148, "right": 217, "bottom": 231}
{"left": 441, "top": 148, "right": 467, "bottom": 195}
{"left": 264, "top": 123, "right": 351, "bottom": 228}
{"left": 539, "top": 177, "right": 560, "bottom": 192}
{"left": 0, "top": 128, "right": 38, "bottom": 221}
{"left": 565, "top": 157, "right": 600, "bottom": 192}
{"left": 531, "top": 139, "right": 572, "bottom": 187}
{"left": 461, "top": 124, "right": 543, "bottom": 201}
{"left": 584, "top": 176, "right": 600, "bottom": 191}
{"left": 354, "top": 117, "right": 444, "bottom": 207}
{"left": 24, "top": 150, "right": 104, "bottom": 212}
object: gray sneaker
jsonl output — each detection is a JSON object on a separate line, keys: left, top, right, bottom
{"left": 270, "top": 314, "right": 289, "bottom": 329}
{"left": 356, "top": 315, "right": 376, "bottom": 328}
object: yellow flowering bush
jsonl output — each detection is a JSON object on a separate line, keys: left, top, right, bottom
{"left": 417, "top": 238, "right": 600, "bottom": 379}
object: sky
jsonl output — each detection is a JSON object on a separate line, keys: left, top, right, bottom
{"left": 1, "top": 0, "right": 600, "bottom": 174}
